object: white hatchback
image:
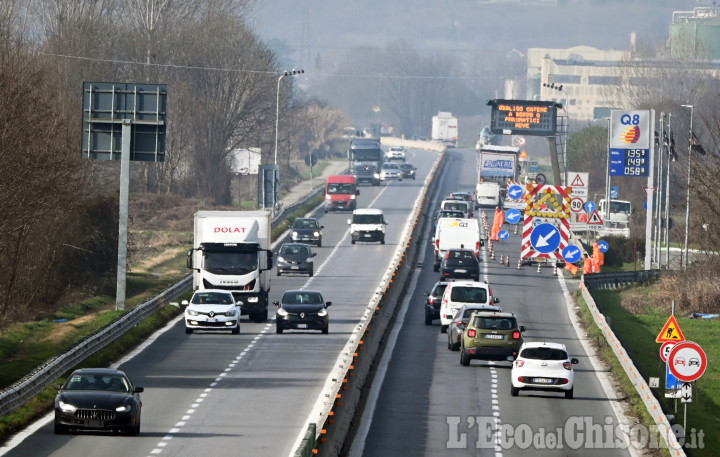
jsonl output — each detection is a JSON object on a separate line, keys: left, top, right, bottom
{"left": 439, "top": 281, "right": 498, "bottom": 333}
{"left": 510, "top": 342, "right": 579, "bottom": 399}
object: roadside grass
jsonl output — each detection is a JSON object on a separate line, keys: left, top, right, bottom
{"left": 585, "top": 287, "right": 719, "bottom": 456}
{"left": 0, "top": 186, "right": 326, "bottom": 443}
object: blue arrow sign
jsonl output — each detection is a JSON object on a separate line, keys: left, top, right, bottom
{"left": 530, "top": 223, "right": 561, "bottom": 254}
{"left": 505, "top": 209, "right": 521, "bottom": 224}
{"left": 666, "top": 363, "right": 681, "bottom": 391}
{"left": 562, "top": 245, "right": 582, "bottom": 263}
{"left": 498, "top": 230, "right": 509, "bottom": 240}
{"left": 585, "top": 201, "right": 596, "bottom": 214}
{"left": 508, "top": 184, "right": 524, "bottom": 200}
{"left": 597, "top": 240, "right": 609, "bottom": 253}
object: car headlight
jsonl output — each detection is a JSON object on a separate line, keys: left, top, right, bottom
{"left": 116, "top": 404, "right": 131, "bottom": 412}
{"left": 58, "top": 401, "right": 77, "bottom": 413}
{"left": 325, "top": 195, "right": 331, "bottom": 200}
{"left": 277, "top": 256, "right": 285, "bottom": 263}
{"left": 317, "top": 308, "right": 327, "bottom": 317}
{"left": 373, "top": 173, "right": 380, "bottom": 178}
{"left": 313, "top": 231, "right": 320, "bottom": 237}
{"left": 292, "top": 231, "right": 298, "bottom": 237}
{"left": 187, "top": 309, "right": 199, "bottom": 316}
{"left": 277, "top": 307, "right": 288, "bottom": 317}
{"left": 306, "top": 257, "right": 314, "bottom": 262}
{"left": 350, "top": 194, "right": 356, "bottom": 200}
{"left": 225, "top": 309, "right": 238, "bottom": 317}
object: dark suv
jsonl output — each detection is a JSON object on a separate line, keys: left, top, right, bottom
{"left": 440, "top": 248, "right": 480, "bottom": 281}
{"left": 424, "top": 281, "right": 450, "bottom": 325}
{"left": 460, "top": 311, "right": 526, "bottom": 366}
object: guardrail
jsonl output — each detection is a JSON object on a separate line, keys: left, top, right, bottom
{"left": 580, "top": 274, "right": 686, "bottom": 456}
{"left": 0, "top": 176, "right": 335, "bottom": 419}
{"left": 583, "top": 270, "right": 661, "bottom": 290}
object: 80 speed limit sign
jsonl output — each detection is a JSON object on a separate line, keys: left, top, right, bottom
{"left": 570, "top": 197, "right": 585, "bottom": 213}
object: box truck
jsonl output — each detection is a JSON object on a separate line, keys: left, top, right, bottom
{"left": 431, "top": 112, "right": 458, "bottom": 147}
{"left": 187, "top": 211, "right": 273, "bottom": 322}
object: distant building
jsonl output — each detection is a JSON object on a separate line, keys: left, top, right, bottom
{"left": 670, "top": 7, "right": 720, "bottom": 60}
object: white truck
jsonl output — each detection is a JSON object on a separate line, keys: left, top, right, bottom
{"left": 477, "top": 145, "right": 521, "bottom": 211}
{"left": 431, "top": 112, "right": 458, "bottom": 148}
{"left": 186, "top": 210, "right": 274, "bottom": 322}
{"left": 596, "top": 199, "right": 631, "bottom": 238}
{"left": 433, "top": 218, "right": 481, "bottom": 271}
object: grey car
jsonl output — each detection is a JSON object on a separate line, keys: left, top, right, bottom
{"left": 276, "top": 243, "right": 317, "bottom": 276}
{"left": 447, "top": 303, "right": 502, "bottom": 351}
{"left": 290, "top": 217, "right": 324, "bottom": 247}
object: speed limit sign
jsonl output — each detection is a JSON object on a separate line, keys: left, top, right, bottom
{"left": 570, "top": 197, "right": 585, "bottom": 213}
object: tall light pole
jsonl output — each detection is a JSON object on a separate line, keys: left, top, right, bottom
{"left": 681, "top": 104, "right": 693, "bottom": 270}
{"left": 274, "top": 69, "right": 304, "bottom": 167}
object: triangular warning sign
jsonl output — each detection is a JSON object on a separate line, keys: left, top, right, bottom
{"left": 656, "top": 315, "right": 686, "bottom": 343}
{"left": 587, "top": 210, "right": 603, "bottom": 225}
{"left": 519, "top": 150, "right": 529, "bottom": 159}
{"left": 570, "top": 174, "right": 585, "bottom": 187}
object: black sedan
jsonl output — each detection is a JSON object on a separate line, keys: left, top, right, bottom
{"left": 54, "top": 368, "right": 143, "bottom": 435}
{"left": 290, "top": 217, "right": 324, "bottom": 247}
{"left": 440, "top": 248, "right": 480, "bottom": 281}
{"left": 274, "top": 290, "right": 331, "bottom": 334}
{"left": 276, "top": 242, "right": 317, "bottom": 276}
{"left": 399, "top": 162, "right": 417, "bottom": 180}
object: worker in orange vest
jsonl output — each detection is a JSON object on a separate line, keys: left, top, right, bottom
{"left": 490, "top": 207, "right": 503, "bottom": 241}
{"left": 582, "top": 255, "right": 593, "bottom": 275}
{"left": 592, "top": 242, "right": 603, "bottom": 273}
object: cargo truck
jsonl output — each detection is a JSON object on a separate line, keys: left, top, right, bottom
{"left": 431, "top": 112, "right": 458, "bottom": 148}
{"left": 348, "top": 137, "right": 383, "bottom": 185}
{"left": 477, "top": 145, "right": 521, "bottom": 211}
{"left": 187, "top": 211, "right": 274, "bottom": 322}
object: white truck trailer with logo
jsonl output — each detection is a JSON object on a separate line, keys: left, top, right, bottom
{"left": 431, "top": 112, "right": 458, "bottom": 147}
{"left": 187, "top": 211, "right": 274, "bottom": 322}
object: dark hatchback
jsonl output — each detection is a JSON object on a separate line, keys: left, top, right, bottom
{"left": 276, "top": 243, "right": 316, "bottom": 276}
{"left": 274, "top": 290, "right": 331, "bottom": 334}
{"left": 424, "top": 281, "right": 450, "bottom": 325}
{"left": 440, "top": 248, "right": 480, "bottom": 281}
{"left": 399, "top": 163, "right": 417, "bottom": 180}
{"left": 54, "top": 368, "right": 143, "bottom": 435}
{"left": 290, "top": 217, "right": 324, "bottom": 247}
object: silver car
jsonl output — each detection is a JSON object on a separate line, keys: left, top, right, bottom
{"left": 379, "top": 162, "right": 403, "bottom": 182}
{"left": 447, "top": 303, "right": 502, "bottom": 351}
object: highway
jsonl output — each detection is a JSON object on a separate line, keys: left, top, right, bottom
{"left": 350, "top": 148, "right": 635, "bottom": 457}
{"left": 0, "top": 147, "right": 438, "bottom": 457}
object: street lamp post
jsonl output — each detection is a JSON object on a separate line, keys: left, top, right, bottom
{"left": 274, "top": 69, "right": 304, "bottom": 167}
{"left": 681, "top": 104, "right": 693, "bottom": 270}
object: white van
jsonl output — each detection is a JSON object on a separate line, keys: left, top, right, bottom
{"left": 475, "top": 182, "right": 501, "bottom": 209}
{"left": 439, "top": 280, "right": 499, "bottom": 333}
{"left": 433, "top": 218, "right": 481, "bottom": 271}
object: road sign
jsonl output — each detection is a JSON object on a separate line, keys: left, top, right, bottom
{"left": 562, "top": 245, "right": 582, "bottom": 263}
{"left": 505, "top": 208, "right": 521, "bottom": 224}
{"left": 498, "top": 230, "right": 509, "bottom": 240}
{"left": 643, "top": 186, "right": 657, "bottom": 196}
{"left": 530, "top": 223, "right": 561, "bottom": 254}
{"left": 507, "top": 184, "right": 524, "bottom": 200}
{"left": 535, "top": 173, "right": 546, "bottom": 185}
{"left": 668, "top": 341, "right": 707, "bottom": 382}
{"left": 569, "top": 172, "right": 587, "bottom": 187}
{"left": 569, "top": 197, "right": 584, "bottom": 213}
{"left": 587, "top": 210, "right": 603, "bottom": 225}
{"left": 655, "top": 315, "right": 686, "bottom": 343}
{"left": 665, "top": 363, "right": 682, "bottom": 397}
{"left": 512, "top": 136, "right": 526, "bottom": 146}
{"left": 680, "top": 382, "right": 692, "bottom": 403}
{"left": 584, "top": 201, "right": 596, "bottom": 214}
{"left": 610, "top": 185, "right": 619, "bottom": 199}
{"left": 596, "top": 240, "right": 609, "bottom": 253}
{"left": 660, "top": 342, "right": 677, "bottom": 363}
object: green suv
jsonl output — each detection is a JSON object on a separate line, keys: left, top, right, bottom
{"left": 460, "top": 311, "right": 526, "bottom": 366}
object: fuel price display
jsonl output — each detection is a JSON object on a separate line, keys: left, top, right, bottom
{"left": 609, "top": 148, "right": 649, "bottom": 177}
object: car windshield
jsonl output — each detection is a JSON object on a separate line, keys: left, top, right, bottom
{"left": 520, "top": 347, "right": 568, "bottom": 361}
{"left": 204, "top": 251, "right": 258, "bottom": 275}
{"left": 353, "top": 214, "right": 383, "bottom": 224}
{"left": 282, "top": 291, "right": 324, "bottom": 305}
{"left": 383, "top": 164, "right": 399, "bottom": 170}
{"left": 351, "top": 149, "right": 382, "bottom": 161}
{"left": 400, "top": 164, "right": 414, "bottom": 169}
{"left": 65, "top": 373, "right": 130, "bottom": 392}
{"left": 444, "top": 202, "right": 467, "bottom": 212}
{"left": 280, "top": 245, "right": 311, "bottom": 255}
{"left": 450, "top": 287, "right": 487, "bottom": 303}
{"left": 473, "top": 316, "right": 516, "bottom": 330}
{"left": 191, "top": 292, "right": 235, "bottom": 305}
{"left": 292, "top": 219, "right": 319, "bottom": 229}
{"left": 327, "top": 183, "right": 355, "bottom": 194}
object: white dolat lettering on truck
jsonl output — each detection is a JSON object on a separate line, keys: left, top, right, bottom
{"left": 187, "top": 211, "right": 274, "bottom": 322}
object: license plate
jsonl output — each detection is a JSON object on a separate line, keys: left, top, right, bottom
{"left": 87, "top": 420, "right": 103, "bottom": 427}
{"left": 296, "top": 323, "right": 308, "bottom": 329}
{"left": 484, "top": 334, "right": 503, "bottom": 339}
{"left": 364, "top": 234, "right": 372, "bottom": 237}
{"left": 291, "top": 266, "right": 299, "bottom": 269}
{"left": 533, "top": 377, "right": 553, "bottom": 384}
{"left": 454, "top": 269, "right": 467, "bottom": 273}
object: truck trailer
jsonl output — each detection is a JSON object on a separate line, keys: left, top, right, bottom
{"left": 431, "top": 112, "right": 458, "bottom": 148}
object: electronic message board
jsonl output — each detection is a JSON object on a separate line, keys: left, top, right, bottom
{"left": 488, "top": 99, "right": 558, "bottom": 136}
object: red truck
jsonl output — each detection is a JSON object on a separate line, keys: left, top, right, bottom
{"left": 324, "top": 175, "right": 359, "bottom": 212}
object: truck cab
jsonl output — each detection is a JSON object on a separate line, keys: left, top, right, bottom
{"left": 597, "top": 199, "right": 631, "bottom": 238}
{"left": 325, "top": 175, "right": 359, "bottom": 212}
{"left": 349, "top": 138, "right": 383, "bottom": 186}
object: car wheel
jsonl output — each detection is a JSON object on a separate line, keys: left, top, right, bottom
{"left": 451, "top": 340, "right": 460, "bottom": 351}
{"left": 424, "top": 309, "right": 432, "bottom": 325}
{"left": 565, "top": 388, "right": 574, "bottom": 399}
{"left": 322, "top": 325, "right": 329, "bottom": 334}
{"left": 460, "top": 348, "right": 471, "bottom": 366}
{"left": 231, "top": 322, "right": 240, "bottom": 334}
{"left": 309, "top": 269, "right": 314, "bottom": 277}
{"left": 318, "top": 239, "right": 322, "bottom": 247}
{"left": 511, "top": 386, "right": 520, "bottom": 397}
{"left": 185, "top": 327, "right": 193, "bottom": 334}
{"left": 277, "top": 269, "right": 282, "bottom": 276}
{"left": 276, "top": 325, "right": 283, "bottom": 334}
{"left": 447, "top": 334, "right": 453, "bottom": 350}
{"left": 126, "top": 420, "right": 140, "bottom": 436}
{"left": 433, "top": 263, "right": 439, "bottom": 272}
{"left": 440, "top": 325, "right": 448, "bottom": 334}
{"left": 54, "top": 422, "right": 68, "bottom": 435}
{"left": 380, "top": 236, "right": 385, "bottom": 245}
{"left": 351, "top": 239, "right": 356, "bottom": 245}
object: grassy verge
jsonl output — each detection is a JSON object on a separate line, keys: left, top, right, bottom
{"left": 0, "top": 185, "right": 327, "bottom": 443}
{"left": 582, "top": 286, "right": 719, "bottom": 456}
